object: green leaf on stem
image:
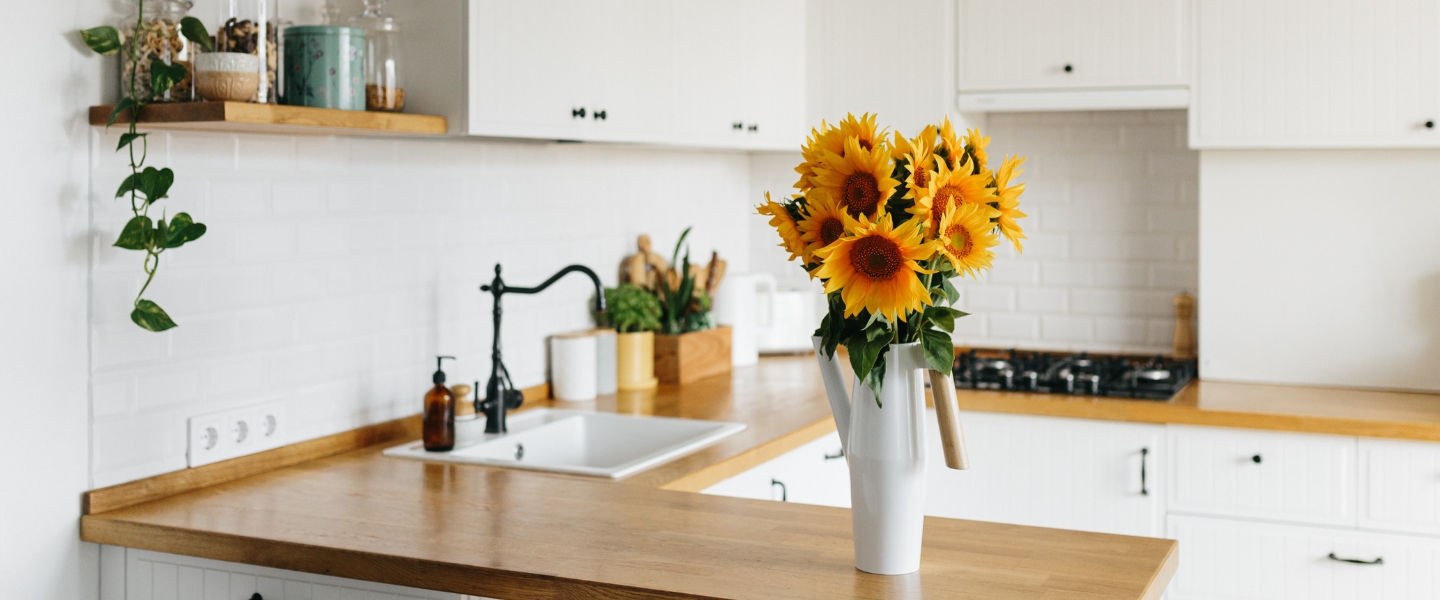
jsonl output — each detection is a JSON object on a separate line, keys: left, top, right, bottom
{"left": 922, "top": 327, "right": 956, "bottom": 374}
{"left": 115, "top": 173, "right": 140, "bottom": 198}
{"left": 149, "top": 59, "right": 188, "bottom": 97}
{"left": 138, "top": 167, "right": 175, "bottom": 203}
{"left": 113, "top": 216, "right": 154, "bottom": 250}
{"left": 923, "top": 305, "right": 968, "bottom": 333}
{"left": 162, "top": 213, "right": 206, "bottom": 248}
{"left": 107, "top": 97, "right": 136, "bottom": 127}
{"left": 179, "top": 17, "right": 214, "bottom": 52}
{"left": 131, "top": 299, "right": 178, "bottom": 332}
{"left": 81, "top": 26, "right": 122, "bottom": 55}
{"left": 940, "top": 276, "right": 960, "bottom": 305}
{"left": 117, "top": 132, "right": 146, "bottom": 151}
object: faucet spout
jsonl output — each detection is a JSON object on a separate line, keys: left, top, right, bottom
{"left": 478, "top": 264, "right": 607, "bottom": 434}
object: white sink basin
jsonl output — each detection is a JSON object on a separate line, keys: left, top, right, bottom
{"left": 383, "top": 409, "right": 746, "bottom": 479}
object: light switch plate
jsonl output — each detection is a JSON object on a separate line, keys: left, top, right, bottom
{"left": 187, "top": 400, "right": 288, "bottom": 467}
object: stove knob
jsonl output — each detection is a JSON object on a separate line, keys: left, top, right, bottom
{"left": 1001, "top": 370, "right": 1015, "bottom": 389}
{"left": 1063, "top": 373, "right": 1076, "bottom": 394}
{"left": 1085, "top": 374, "right": 1101, "bottom": 395}
{"left": 1024, "top": 371, "right": 1039, "bottom": 390}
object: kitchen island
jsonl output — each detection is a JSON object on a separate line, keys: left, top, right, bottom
{"left": 81, "top": 357, "right": 1177, "bottom": 600}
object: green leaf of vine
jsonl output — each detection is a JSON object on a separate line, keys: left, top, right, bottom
{"left": 149, "top": 59, "right": 187, "bottom": 98}
{"left": 138, "top": 167, "right": 175, "bottom": 203}
{"left": 113, "top": 216, "right": 154, "bottom": 250}
{"left": 179, "top": 17, "right": 214, "bottom": 52}
{"left": 163, "top": 213, "right": 206, "bottom": 248}
{"left": 115, "top": 173, "right": 139, "bottom": 198}
{"left": 81, "top": 26, "right": 122, "bottom": 55}
{"left": 117, "top": 132, "right": 146, "bottom": 151}
{"left": 131, "top": 300, "right": 177, "bottom": 332}
{"left": 107, "top": 97, "right": 136, "bottom": 127}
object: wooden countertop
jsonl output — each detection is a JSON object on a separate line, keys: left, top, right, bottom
{"left": 81, "top": 356, "right": 1178, "bottom": 600}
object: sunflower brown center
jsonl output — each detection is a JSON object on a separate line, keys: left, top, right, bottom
{"left": 859, "top": 138, "right": 873, "bottom": 151}
{"left": 912, "top": 167, "right": 929, "bottom": 189}
{"left": 929, "top": 185, "right": 961, "bottom": 230}
{"left": 843, "top": 173, "right": 881, "bottom": 216}
{"left": 819, "top": 218, "right": 845, "bottom": 246}
{"left": 850, "top": 235, "right": 903, "bottom": 280}
{"left": 948, "top": 225, "right": 973, "bottom": 257}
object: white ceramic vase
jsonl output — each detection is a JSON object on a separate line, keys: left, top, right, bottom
{"left": 812, "top": 337, "right": 928, "bottom": 575}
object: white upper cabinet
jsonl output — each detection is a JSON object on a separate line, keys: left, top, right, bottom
{"left": 957, "top": 0, "right": 1190, "bottom": 111}
{"left": 397, "top": 0, "right": 804, "bottom": 149}
{"left": 1191, "top": 0, "right": 1440, "bottom": 148}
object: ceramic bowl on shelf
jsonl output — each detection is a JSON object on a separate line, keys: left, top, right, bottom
{"left": 194, "top": 52, "right": 262, "bottom": 102}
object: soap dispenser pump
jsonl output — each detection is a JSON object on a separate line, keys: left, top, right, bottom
{"left": 423, "top": 356, "right": 457, "bottom": 452}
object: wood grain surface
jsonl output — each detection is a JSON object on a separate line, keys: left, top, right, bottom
{"left": 654, "top": 326, "right": 733, "bottom": 385}
{"left": 89, "top": 102, "right": 447, "bottom": 136}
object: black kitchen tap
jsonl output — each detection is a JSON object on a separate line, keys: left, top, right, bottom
{"left": 479, "top": 264, "right": 607, "bottom": 434}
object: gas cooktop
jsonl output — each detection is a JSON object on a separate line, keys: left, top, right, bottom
{"left": 951, "top": 349, "right": 1196, "bottom": 401}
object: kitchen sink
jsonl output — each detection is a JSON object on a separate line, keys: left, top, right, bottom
{"left": 383, "top": 409, "right": 746, "bottom": 479}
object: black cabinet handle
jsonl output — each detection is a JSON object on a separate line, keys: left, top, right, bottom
{"left": 593, "top": 109, "right": 607, "bottom": 121}
{"left": 824, "top": 448, "right": 845, "bottom": 460}
{"left": 747, "top": 124, "right": 758, "bottom": 132}
{"left": 1426, "top": 120, "right": 1435, "bottom": 129}
{"left": 770, "top": 479, "right": 787, "bottom": 502}
{"left": 1063, "top": 63, "right": 1074, "bottom": 73}
{"left": 732, "top": 122, "right": 744, "bottom": 130}
{"left": 571, "top": 107, "right": 586, "bottom": 118}
{"left": 250, "top": 594, "right": 264, "bottom": 600}
{"left": 1328, "top": 552, "right": 1383, "bottom": 565}
{"left": 1140, "top": 448, "right": 1149, "bottom": 496}
{"left": 1252, "top": 454, "right": 1263, "bottom": 464}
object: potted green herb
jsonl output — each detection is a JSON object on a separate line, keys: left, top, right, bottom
{"left": 603, "top": 283, "right": 662, "bottom": 391}
{"left": 651, "top": 228, "right": 732, "bottom": 385}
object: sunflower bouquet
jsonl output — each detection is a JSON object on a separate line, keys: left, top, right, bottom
{"left": 758, "top": 114, "right": 1028, "bottom": 399}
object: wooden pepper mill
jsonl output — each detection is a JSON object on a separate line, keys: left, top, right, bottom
{"left": 1173, "top": 292, "right": 1196, "bottom": 359}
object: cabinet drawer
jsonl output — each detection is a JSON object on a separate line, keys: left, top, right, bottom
{"left": 1167, "top": 515, "right": 1440, "bottom": 600}
{"left": 1169, "top": 426, "right": 1356, "bottom": 526}
{"left": 702, "top": 431, "right": 850, "bottom": 508}
{"left": 1360, "top": 438, "right": 1440, "bottom": 536}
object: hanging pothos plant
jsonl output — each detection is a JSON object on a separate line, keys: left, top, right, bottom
{"left": 80, "top": 2, "right": 212, "bottom": 331}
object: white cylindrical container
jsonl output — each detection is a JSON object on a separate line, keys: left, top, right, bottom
{"left": 550, "top": 333, "right": 598, "bottom": 401}
{"left": 594, "top": 329, "right": 618, "bottom": 395}
{"left": 712, "top": 273, "right": 770, "bottom": 366}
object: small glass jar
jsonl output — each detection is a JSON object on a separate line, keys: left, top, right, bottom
{"left": 350, "top": 0, "right": 403, "bottom": 112}
{"left": 120, "top": 0, "right": 196, "bottom": 102}
{"left": 216, "top": 0, "right": 280, "bottom": 103}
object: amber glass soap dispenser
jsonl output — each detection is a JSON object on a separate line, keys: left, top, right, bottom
{"left": 423, "top": 356, "right": 457, "bottom": 451}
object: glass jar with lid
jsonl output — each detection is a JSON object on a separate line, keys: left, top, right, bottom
{"left": 350, "top": 0, "right": 404, "bottom": 112}
{"left": 216, "top": 0, "right": 281, "bottom": 103}
{"left": 120, "top": 0, "right": 196, "bottom": 102}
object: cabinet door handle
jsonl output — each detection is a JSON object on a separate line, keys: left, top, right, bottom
{"left": 1252, "top": 454, "right": 1263, "bottom": 464}
{"left": 571, "top": 107, "right": 586, "bottom": 118}
{"left": 732, "top": 122, "right": 744, "bottom": 130}
{"left": 824, "top": 448, "right": 845, "bottom": 460}
{"left": 1426, "top": 120, "right": 1435, "bottom": 129}
{"left": 1140, "top": 447, "right": 1149, "bottom": 496}
{"left": 593, "top": 109, "right": 607, "bottom": 121}
{"left": 770, "top": 479, "right": 788, "bottom": 502}
{"left": 1063, "top": 63, "right": 1074, "bottom": 73}
{"left": 747, "top": 124, "right": 758, "bottom": 132}
{"left": 1327, "top": 552, "right": 1383, "bottom": 565}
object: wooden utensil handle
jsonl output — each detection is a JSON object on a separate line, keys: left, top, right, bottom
{"left": 928, "top": 369, "right": 970, "bottom": 470}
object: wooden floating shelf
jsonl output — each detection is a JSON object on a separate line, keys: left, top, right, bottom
{"left": 89, "top": 102, "right": 447, "bottom": 136}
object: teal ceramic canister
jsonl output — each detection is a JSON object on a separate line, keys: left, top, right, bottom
{"left": 283, "top": 26, "right": 366, "bottom": 110}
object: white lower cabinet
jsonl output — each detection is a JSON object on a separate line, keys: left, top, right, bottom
{"left": 102, "top": 546, "right": 488, "bottom": 600}
{"left": 701, "top": 431, "right": 851, "bottom": 507}
{"left": 1167, "top": 515, "right": 1440, "bottom": 600}
{"left": 1359, "top": 438, "right": 1440, "bottom": 537}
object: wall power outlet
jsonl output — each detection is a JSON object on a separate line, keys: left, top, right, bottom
{"left": 187, "top": 400, "right": 288, "bottom": 467}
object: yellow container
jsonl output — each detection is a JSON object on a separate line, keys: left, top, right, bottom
{"left": 616, "top": 331, "right": 658, "bottom": 391}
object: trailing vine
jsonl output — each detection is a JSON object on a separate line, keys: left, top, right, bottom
{"left": 81, "top": 1, "right": 212, "bottom": 331}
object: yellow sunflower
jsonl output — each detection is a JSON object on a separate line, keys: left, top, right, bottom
{"left": 994, "top": 155, "right": 1028, "bottom": 251}
{"left": 964, "top": 128, "right": 991, "bottom": 173}
{"left": 815, "top": 213, "right": 935, "bottom": 322}
{"left": 796, "top": 189, "right": 849, "bottom": 263}
{"left": 813, "top": 136, "right": 900, "bottom": 220}
{"left": 835, "top": 113, "right": 883, "bottom": 153}
{"left": 907, "top": 156, "right": 998, "bottom": 240}
{"left": 794, "top": 121, "right": 841, "bottom": 191}
{"left": 935, "top": 203, "right": 1000, "bottom": 278}
{"left": 757, "top": 192, "right": 807, "bottom": 261}
{"left": 895, "top": 127, "right": 939, "bottom": 201}
{"left": 937, "top": 116, "right": 964, "bottom": 169}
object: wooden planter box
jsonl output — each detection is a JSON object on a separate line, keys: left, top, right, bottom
{"left": 654, "top": 326, "right": 732, "bottom": 385}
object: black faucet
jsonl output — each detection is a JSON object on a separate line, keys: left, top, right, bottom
{"left": 479, "top": 264, "right": 607, "bottom": 434}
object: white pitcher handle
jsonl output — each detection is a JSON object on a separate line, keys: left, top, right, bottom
{"left": 812, "top": 336, "right": 851, "bottom": 454}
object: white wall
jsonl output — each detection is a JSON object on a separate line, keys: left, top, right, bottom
{"left": 2, "top": 1, "right": 102, "bottom": 598}
{"left": 1199, "top": 150, "right": 1440, "bottom": 391}
{"left": 748, "top": 110, "right": 1201, "bottom": 355}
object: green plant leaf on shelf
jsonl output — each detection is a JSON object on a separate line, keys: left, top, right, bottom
{"left": 131, "top": 299, "right": 177, "bottom": 331}
{"left": 148, "top": 59, "right": 188, "bottom": 98}
{"left": 162, "top": 213, "right": 206, "bottom": 249}
{"left": 113, "top": 216, "right": 154, "bottom": 250}
{"left": 107, "top": 97, "right": 136, "bottom": 127}
{"left": 179, "top": 17, "right": 214, "bottom": 52}
{"left": 117, "top": 132, "right": 146, "bottom": 152}
{"left": 81, "top": 26, "right": 122, "bottom": 55}
{"left": 922, "top": 327, "right": 956, "bottom": 374}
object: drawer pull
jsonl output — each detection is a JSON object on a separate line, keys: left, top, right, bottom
{"left": 1327, "top": 552, "right": 1383, "bottom": 565}
{"left": 1140, "top": 448, "right": 1149, "bottom": 496}
{"left": 824, "top": 448, "right": 845, "bottom": 460}
{"left": 770, "top": 478, "right": 788, "bottom": 502}
{"left": 1251, "top": 454, "right": 1262, "bottom": 464}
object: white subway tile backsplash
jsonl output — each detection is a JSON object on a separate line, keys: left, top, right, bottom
{"left": 1096, "top": 318, "right": 1149, "bottom": 345}
{"left": 989, "top": 315, "right": 1040, "bottom": 340}
{"left": 1041, "top": 316, "right": 1094, "bottom": 343}
{"left": 964, "top": 287, "right": 1016, "bottom": 311}
{"left": 1018, "top": 288, "right": 1068, "bottom": 313}
{"left": 1042, "top": 261, "right": 1094, "bottom": 286}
